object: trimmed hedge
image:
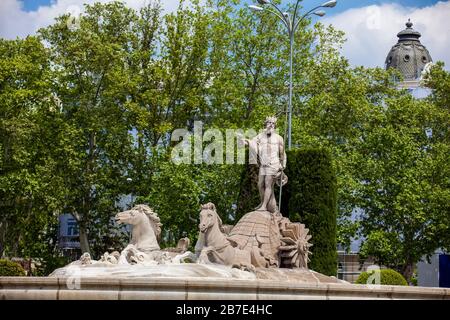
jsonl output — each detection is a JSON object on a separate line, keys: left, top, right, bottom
{"left": 356, "top": 269, "right": 408, "bottom": 286}
{"left": 0, "top": 259, "right": 26, "bottom": 276}
{"left": 281, "top": 148, "right": 338, "bottom": 276}
{"left": 236, "top": 152, "right": 260, "bottom": 221}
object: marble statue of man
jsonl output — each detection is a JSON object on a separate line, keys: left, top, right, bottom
{"left": 243, "top": 116, "right": 287, "bottom": 213}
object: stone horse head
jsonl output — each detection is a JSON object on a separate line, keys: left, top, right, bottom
{"left": 115, "top": 204, "right": 162, "bottom": 252}
{"left": 199, "top": 202, "right": 223, "bottom": 233}
{"left": 195, "top": 203, "right": 231, "bottom": 259}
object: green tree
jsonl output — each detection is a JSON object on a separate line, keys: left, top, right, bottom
{"left": 355, "top": 92, "right": 449, "bottom": 282}
{"left": 39, "top": 2, "right": 139, "bottom": 254}
{"left": 123, "top": 0, "right": 216, "bottom": 197}
{"left": 0, "top": 36, "right": 63, "bottom": 263}
{"left": 0, "top": 37, "right": 72, "bottom": 274}
{"left": 422, "top": 62, "right": 450, "bottom": 252}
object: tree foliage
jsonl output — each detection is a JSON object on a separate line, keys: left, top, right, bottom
{"left": 0, "top": 36, "right": 64, "bottom": 264}
{"left": 355, "top": 88, "right": 449, "bottom": 281}
{"left": 0, "top": 0, "right": 448, "bottom": 279}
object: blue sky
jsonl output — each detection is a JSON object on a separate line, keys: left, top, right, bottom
{"left": 4, "top": 0, "right": 449, "bottom": 68}
{"left": 20, "top": 0, "right": 443, "bottom": 13}
{"left": 304, "top": 0, "right": 441, "bottom": 13}
{"left": 241, "top": 0, "right": 447, "bottom": 26}
{"left": 21, "top": 0, "right": 52, "bottom": 11}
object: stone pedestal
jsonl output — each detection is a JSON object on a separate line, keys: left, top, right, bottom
{"left": 1, "top": 265, "right": 449, "bottom": 300}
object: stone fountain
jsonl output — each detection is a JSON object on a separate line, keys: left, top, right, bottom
{"left": 1, "top": 116, "right": 449, "bottom": 300}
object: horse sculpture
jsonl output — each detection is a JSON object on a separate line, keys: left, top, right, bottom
{"left": 66, "top": 204, "right": 194, "bottom": 266}
{"left": 195, "top": 203, "right": 267, "bottom": 271}
{"left": 115, "top": 204, "right": 165, "bottom": 264}
{"left": 115, "top": 204, "right": 161, "bottom": 252}
{"left": 115, "top": 204, "right": 197, "bottom": 265}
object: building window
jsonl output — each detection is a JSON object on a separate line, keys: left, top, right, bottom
{"left": 67, "top": 218, "right": 79, "bottom": 236}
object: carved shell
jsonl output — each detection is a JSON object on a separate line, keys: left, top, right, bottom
{"left": 278, "top": 223, "right": 312, "bottom": 268}
{"left": 228, "top": 211, "right": 281, "bottom": 260}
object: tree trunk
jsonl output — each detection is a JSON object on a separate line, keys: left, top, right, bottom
{"left": 72, "top": 211, "right": 91, "bottom": 255}
{"left": 78, "top": 223, "right": 91, "bottom": 255}
{"left": 402, "top": 262, "right": 414, "bottom": 284}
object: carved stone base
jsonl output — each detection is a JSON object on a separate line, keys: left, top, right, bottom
{"left": 1, "top": 272, "right": 449, "bottom": 300}
{"left": 49, "top": 263, "right": 345, "bottom": 283}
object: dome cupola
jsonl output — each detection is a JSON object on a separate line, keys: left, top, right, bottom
{"left": 385, "top": 19, "right": 432, "bottom": 81}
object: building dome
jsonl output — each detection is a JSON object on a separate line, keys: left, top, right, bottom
{"left": 385, "top": 19, "right": 432, "bottom": 81}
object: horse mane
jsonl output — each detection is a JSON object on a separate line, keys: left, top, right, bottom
{"left": 132, "top": 204, "right": 162, "bottom": 239}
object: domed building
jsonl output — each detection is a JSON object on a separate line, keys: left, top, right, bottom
{"left": 385, "top": 19, "right": 433, "bottom": 91}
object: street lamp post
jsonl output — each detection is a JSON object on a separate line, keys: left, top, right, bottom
{"left": 249, "top": 0, "right": 337, "bottom": 150}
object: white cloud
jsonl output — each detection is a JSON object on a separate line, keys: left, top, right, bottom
{"left": 0, "top": 0, "right": 181, "bottom": 39}
{"left": 1, "top": 0, "right": 448, "bottom": 70}
{"left": 322, "top": 1, "right": 450, "bottom": 69}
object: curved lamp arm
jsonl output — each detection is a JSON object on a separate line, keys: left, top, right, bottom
{"left": 294, "top": 5, "right": 322, "bottom": 33}
{"left": 266, "top": 8, "right": 291, "bottom": 31}
{"left": 293, "top": 0, "right": 337, "bottom": 33}
{"left": 291, "top": 0, "right": 304, "bottom": 30}
{"left": 267, "top": 2, "right": 292, "bottom": 32}
{"left": 249, "top": 4, "right": 290, "bottom": 31}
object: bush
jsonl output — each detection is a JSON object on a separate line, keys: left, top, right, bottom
{"left": 0, "top": 259, "right": 26, "bottom": 276}
{"left": 356, "top": 269, "right": 408, "bottom": 286}
{"left": 34, "top": 254, "right": 70, "bottom": 276}
{"left": 281, "top": 148, "right": 338, "bottom": 276}
{"left": 236, "top": 160, "right": 260, "bottom": 220}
